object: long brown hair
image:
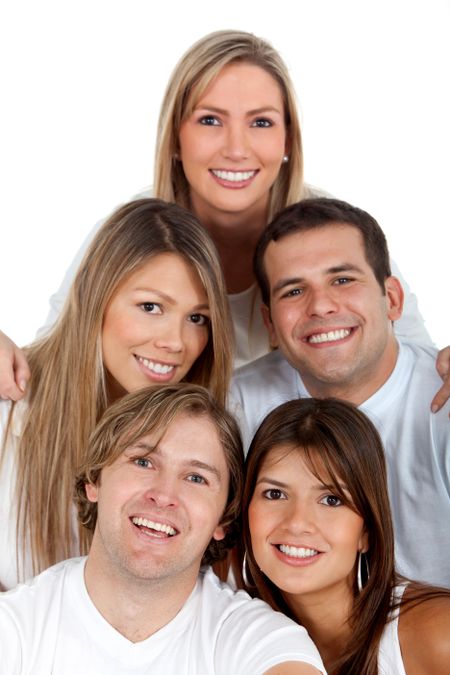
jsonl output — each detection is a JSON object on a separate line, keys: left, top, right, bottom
{"left": 4, "top": 198, "right": 233, "bottom": 578}
{"left": 154, "top": 29, "right": 305, "bottom": 220}
{"left": 241, "top": 397, "right": 449, "bottom": 674}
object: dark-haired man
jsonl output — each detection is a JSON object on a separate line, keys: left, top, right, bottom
{"left": 231, "top": 198, "right": 450, "bottom": 587}
{"left": 0, "top": 385, "right": 324, "bottom": 674}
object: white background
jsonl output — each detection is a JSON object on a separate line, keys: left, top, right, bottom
{"left": 1, "top": 0, "right": 449, "bottom": 348}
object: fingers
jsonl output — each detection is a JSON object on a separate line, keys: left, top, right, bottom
{"left": 0, "top": 332, "right": 30, "bottom": 401}
{"left": 431, "top": 346, "right": 450, "bottom": 415}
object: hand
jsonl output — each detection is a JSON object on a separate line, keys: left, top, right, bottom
{"left": 431, "top": 345, "right": 450, "bottom": 415}
{"left": 0, "top": 330, "right": 30, "bottom": 401}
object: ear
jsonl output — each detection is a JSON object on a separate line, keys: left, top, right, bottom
{"left": 358, "top": 529, "right": 369, "bottom": 554}
{"left": 384, "top": 276, "right": 404, "bottom": 322}
{"left": 85, "top": 482, "right": 99, "bottom": 503}
{"left": 212, "top": 524, "right": 226, "bottom": 542}
{"left": 261, "top": 304, "right": 279, "bottom": 349}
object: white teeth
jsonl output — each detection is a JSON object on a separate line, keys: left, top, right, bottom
{"left": 279, "top": 545, "right": 319, "bottom": 558}
{"left": 132, "top": 517, "right": 176, "bottom": 536}
{"left": 308, "top": 329, "right": 351, "bottom": 344}
{"left": 138, "top": 357, "right": 174, "bottom": 374}
{"left": 212, "top": 169, "right": 256, "bottom": 182}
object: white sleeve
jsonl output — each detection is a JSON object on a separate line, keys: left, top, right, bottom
{"left": 390, "top": 258, "right": 433, "bottom": 348}
{"left": 0, "top": 606, "right": 22, "bottom": 674}
{"left": 215, "top": 600, "right": 325, "bottom": 675}
{"left": 36, "top": 186, "right": 154, "bottom": 338}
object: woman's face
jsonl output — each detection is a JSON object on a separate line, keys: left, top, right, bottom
{"left": 178, "top": 62, "right": 288, "bottom": 226}
{"left": 102, "top": 253, "right": 210, "bottom": 399}
{"left": 248, "top": 444, "right": 368, "bottom": 605}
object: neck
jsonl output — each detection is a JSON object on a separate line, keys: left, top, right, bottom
{"left": 84, "top": 553, "right": 197, "bottom": 643}
{"left": 302, "top": 338, "right": 399, "bottom": 406}
{"left": 191, "top": 200, "right": 269, "bottom": 294}
{"left": 285, "top": 584, "right": 354, "bottom": 671}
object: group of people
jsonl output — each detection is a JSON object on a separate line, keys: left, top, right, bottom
{"left": 0, "top": 29, "right": 449, "bottom": 674}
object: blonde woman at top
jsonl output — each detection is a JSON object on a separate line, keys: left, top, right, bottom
{"left": 0, "top": 198, "right": 233, "bottom": 590}
{"left": 1, "top": 30, "right": 449, "bottom": 404}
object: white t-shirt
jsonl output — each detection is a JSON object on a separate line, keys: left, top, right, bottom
{"left": 230, "top": 341, "right": 450, "bottom": 588}
{"left": 0, "top": 558, "right": 325, "bottom": 674}
{"left": 378, "top": 585, "right": 407, "bottom": 675}
{"left": 38, "top": 186, "right": 432, "bottom": 369}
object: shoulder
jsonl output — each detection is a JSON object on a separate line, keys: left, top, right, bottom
{"left": 399, "top": 589, "right": 450, "bottom": 673}
{"left": 301, "top": 183, "right": 334, "bottom": 199}
{"left": 199, "top": 570, "right": 324, "bottom": 674}
{"left": 231, "top": 349, "right": 296, "bottom": 394}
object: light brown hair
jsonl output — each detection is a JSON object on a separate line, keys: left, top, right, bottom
{"left": 75, "top": 384, "right": 244, "bottom": 565}
{"left": 4, "top": 198, "right": 233, "bottom": 577}
{"left": 154, "top": 29, "right": 304, "bottom": 220}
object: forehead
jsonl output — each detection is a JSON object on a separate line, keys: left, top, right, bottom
{"left": 257, "top": 443, "right": 343, "bottom": 487}
{"left": 265, "top": 224, "right": 369, "bottom": 276}
{"left": 189, "top": 61, "right": 284, "bottom": 111}
{"left": 122, "top": 412, "right": 228, "bottom": 468}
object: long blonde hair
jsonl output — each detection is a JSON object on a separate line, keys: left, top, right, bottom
{"left": 5, "top": 198, "right": 233, "bottom": 577}
{"left": 154, "top": 29, "right": 304, "bottom": 221}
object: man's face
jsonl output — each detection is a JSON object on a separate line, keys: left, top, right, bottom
{"left": 86, "top": 412, "right": 229, "bottom": 587}
{"left": 262, "top": 224, "right": 403, "bottom": 399}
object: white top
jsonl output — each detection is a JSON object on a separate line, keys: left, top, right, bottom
{"left": 37, "top": 186, "right": 432, "bottom": 368}
{"left": 0, "top": 400, "right": 79, "bottom": 591}
{"left": 230, "top": 341, "right": 450, "bottom": 587}
{"left": 0, "top": 557, "right": 325, "bottom": 674}
{"left": 378, "top": 585, "right": 407, "bottom": 675}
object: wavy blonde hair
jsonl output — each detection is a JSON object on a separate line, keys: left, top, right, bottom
{"left": 154, "top": 29, "right": 304, "bottom": 220}
{"left": 5, "top": 198, "right": 233, "bottom": 577}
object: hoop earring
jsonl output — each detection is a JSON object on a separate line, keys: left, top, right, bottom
{"left": 282, "top": 155, "right": 289, "bottom": 163}
{"left": 242, "top": 552, "right": 255, "bottom": 587}
{"left": 357, "top": 551, "right": 370, "bottom": 592}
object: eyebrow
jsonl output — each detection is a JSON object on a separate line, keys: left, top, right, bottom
{"left": 271, "top": 263, "right": 366, "bottom": 295}
{"left": 194, "top": 104, "right": 283, "bottom": 116}
{"left": 133, "top": 287, "right": 209, "bottom": 312}
{"left": 125, "top": 444, "right": 222, "bottom": 482}
{"left": 256, "top": 475, "right": 349, "bottom": 493}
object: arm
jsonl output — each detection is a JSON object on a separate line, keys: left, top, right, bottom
{"left": 400, "top": 595, "right": 450, "bottom": 674}
{"left": 265, "top": 664, "right": 322, "bottom": 674}
{"left": 391, "top": 259, "right": 450, "bottom": 412}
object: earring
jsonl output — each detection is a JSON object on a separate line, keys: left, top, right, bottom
{"left": 173, "top": 152, "right": 180, "bottom": 161}
{"left": 282, "top": 155, "right": 289, "bottom": 163}
{"left": 357, "top": 551, "right": 370, "bottom": 592}
{"left": 242, "top": 552, "right": 254, "bottom": 587}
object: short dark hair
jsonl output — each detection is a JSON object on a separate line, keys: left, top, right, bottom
{"left": 254, "top": 197, "right": 392, "bottom": 305}
{"left": 75, "top": 384, "right": 244, "bottom": 566}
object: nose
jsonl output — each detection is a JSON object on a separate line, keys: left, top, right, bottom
{"left": 222, "top": 122, "right": 250, "bottom": 161}
{"left": 306, "top": 286, "right": 339, "bottom": 318}
{"left": 154, "top": 317, "right": 185, "bottom": 353}
{"left": 281, "top": 499, "right": 317, "bottom": 535}
{"left": 143, "top": 473, "right": 178, "bottom": 509}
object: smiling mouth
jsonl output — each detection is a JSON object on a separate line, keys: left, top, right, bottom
{"left": 136, "top": 356, "right": 176, "bottom": 375}
{"left": 307, "top": 328, "right": 352, "bottom": 344}
{"left": 277, "top": 545, "right": 319, "bottom": 559}
{"left": 131, "top": 517, "right": 178, "bottom": 537}
{"left": 210, "top": 169, "right": 257, "bottom": 182}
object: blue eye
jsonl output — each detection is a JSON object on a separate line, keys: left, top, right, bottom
{"left": 187, "top": 474, "right": 206, "bottom": 485}
{"left": 252, "top": 118, "right": 272, "bottom": 128}
{"left": 134, "top": 457, "right": 151, "bottom": 468}
{"left": 199, "top": 115, "right": 220, "bottom": 126}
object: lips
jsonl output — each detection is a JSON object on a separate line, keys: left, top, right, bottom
{"left": 131, "top": 516, "right": 178, "bottom": 537}
{"left": 211, "top": 169, "right": 257, "bottom": 182}
{"left": 305, "top": 328, "right": 353, "bottom": 345}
